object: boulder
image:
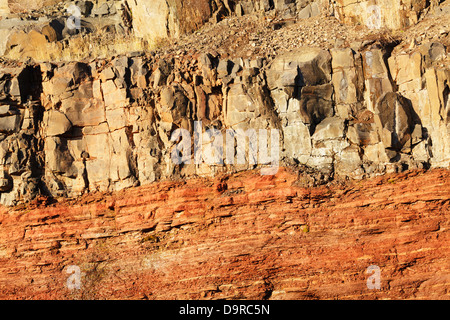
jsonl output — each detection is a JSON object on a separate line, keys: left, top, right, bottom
{"left": 44, "top": 110, "right": 72, "bottom": 136}
{"left": 347, "top": 123, "right": 380, "bottom": 146}
{"left": 419, "top": 42, "right": 447, "bottom": 67}
{"left": 267, "top": 48, "right": 332, "bottom": 90}
{"left": 333, "top": 0, "right": 430, "bottom": 30}
{"left": 335, "top": 145, "right": 363, "bottom": 176}
{"left": 374, "top": 92, "right": 415, "bottom": 151}
{"left": 362, "top": 49, "right": 394, "bottom": 112}
{"left": 283, "top": 120, "right": 312, "bottom": 165}
{"left": 298, "top": 84, "right": 335, "bottom": 132}
{"left": 59, "top": 81, "right": 106, "bottom": 126}
{"left": 0, "top": 170, "right": 12, "bottom": 192}
{"left": 128, "top": 0, "right": 212, "bottom": 43}
{"left": 0, "top": 114, "right": 21, "bottom": 133}
{"left": 312, "top": 117, "right": 346, "bottom": 141}
{"left": 5, "top": 30, "right": 49, "bottom": 59}
{"left": 45, "top": 137, "right": 76, "bottom": 176}
{"left": 41, "top": 25, "right": 58, "bottom": 42}
{"left": 298, "top": 2, "right": 321, "bottom": 19}
{"left": 159, "top": 86, "right": 190, "bottom": 126}
{"left": 388, "top": 51, "right": 422, "bottom": 91}
{"left": 331, "top": 48, "right": 364, "bottom": 106}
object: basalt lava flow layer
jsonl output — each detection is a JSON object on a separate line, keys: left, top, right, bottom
{"left": 0, "top": 168, "right": 448, "bottom": 300}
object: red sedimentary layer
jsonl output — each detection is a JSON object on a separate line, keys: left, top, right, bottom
{"left": 0, "top": 168, "right": 449, "bottom": 300}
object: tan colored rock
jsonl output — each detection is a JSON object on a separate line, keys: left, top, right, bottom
{"left": 0, "top": 114, "right": 21, "bottom": 133}
{"left": 411, "top": 140, "right": 430, "bottom": 162}
{"left": 363, "top": 142, "right": 390, "bottom": 163}
{"left": 331, "top": 48, "right": 355, "bottom": 69}
{"left": 332, "top": 66, "right": 360, "bottom": 105}
{"left": 109, "top": 129, "right": 134, "bottom": 181}
{"left": 390, "top": 45, "right": 450, "bottom": 168}
{"left": 41, "top": 25, "right": 57, "bottom": 42}
{"left": 267, "top": 47, "right": 332, "bottom": 90}
{"left": 84, "top": 132, "right": 111, "bottom": 190}
{"left": 44, "top": 110, "right": 72, "bottom": 136}
{"left": 0, "top": 0, "right": 9, "bottom": 17}
{"left": 129, "top": 0, "right": 212, "bottom": 44}
{"left": 106, "top": 108, "right": 128, "bottom": 131}
{"left": 333, "top": 0, "right": 429, "bottom": 30}
{"left": 102, "top": 81, "right": 128, "bottom": 110}
{"left": 283, "top": 120, "right": 312, "bottom": 165}
{"left": 330, "top": 48, "right": 364, "bottom": 104}
{"left": 312, "top": 117, "right": 345, "bottom": 141}
{"left": 347, "top": 123, "right": 380, "bottom": 146}
{"left": 298, "top": 84, "right": 334, "bottom": 127}
{"left": 335, "top": 145, "right": 363, "bottom": 176}
{"left": 5, "top": 30, "right": 49, "bottom": 58}
{"left": 44, "top": 136, "right": 75, "bottom": 175}
{"left": 419, "top": 42, "right": 447, "bottom": 67}
{"left": 374, "top": 92, "right": 415, "bottom": 151}
{"left": 362, "top": 49, "right": 394, "bottom": 112}
{"left": 389, "top": 52, "right": 422, "bottom": 89}
{"left": 226, "top": 83, "right": 258, "bottom": 128}
{"left": 0, "top": 29, "right": 11, "bottom": 56}
{"left": 59, "top": 82, "right": 106, "bottom": 127}
{"left": 6, "top": 0, "right": 61, "bottom": 14}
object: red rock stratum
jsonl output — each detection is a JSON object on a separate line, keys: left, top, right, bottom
{"left": 0, "top": 168, "right": 449, "bottom": 300}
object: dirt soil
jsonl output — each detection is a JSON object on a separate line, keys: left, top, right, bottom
{"left": 154, "top": 4, "right": 450, "bottom": 64}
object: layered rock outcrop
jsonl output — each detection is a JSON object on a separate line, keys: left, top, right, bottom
{"left": 0, "top": 168, "right": 448, "bottom": 299}
{"left": 0, "top": 0, "right": 449, "bottom": 302}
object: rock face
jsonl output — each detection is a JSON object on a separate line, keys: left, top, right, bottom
{"left": 0, "top": 39, "right": 449, "bottom": 206}
{"left": 0, "top": 0, "right": 448, "bottom": 302}
{"left": 333, "top": 0, "right": 429, "bottom": 30}
{"left": 0, "top": 168, "right": 448, "bottom": 299}
{"left": 129, "top": 0, "right": 213, "bottom": 42}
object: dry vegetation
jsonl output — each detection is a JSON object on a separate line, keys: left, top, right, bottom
{"left": 7, "top": 0, "right": 61, "bottom": 14}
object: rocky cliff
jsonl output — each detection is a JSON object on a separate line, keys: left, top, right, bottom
{"left": 0, "top": 0, "right": 449, "bottom": 300}
{"left": 0, "top": 34, "right": 449, "bottom": 206}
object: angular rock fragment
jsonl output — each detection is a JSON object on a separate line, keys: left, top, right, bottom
{"left": 44, "top": 110, "right": 72, "bottom": 136}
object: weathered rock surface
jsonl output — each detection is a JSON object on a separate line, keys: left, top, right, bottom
{"left": 0, "top": 168, "right": 448, "bottom": 299}
{"left": 333, "top": 0, "right": 428, "bottom": 30}
{"left": 0, "top": 0, "right": 448, "bottom": 302}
